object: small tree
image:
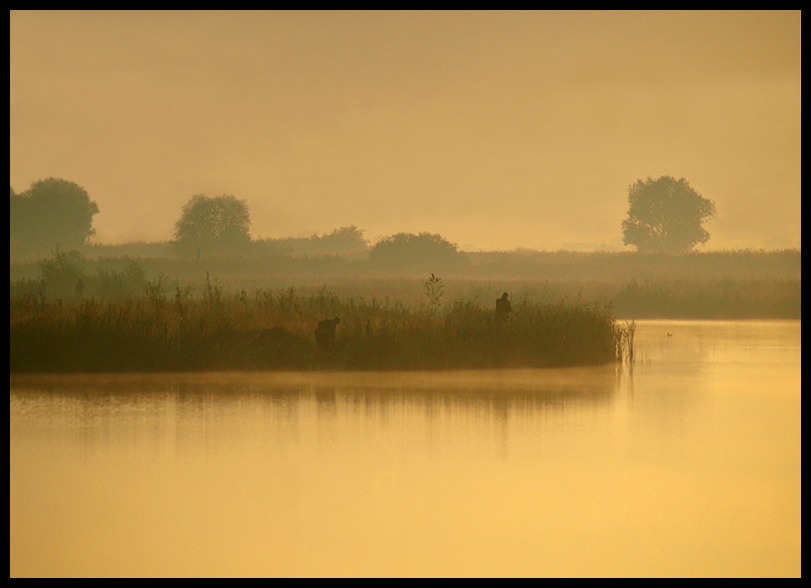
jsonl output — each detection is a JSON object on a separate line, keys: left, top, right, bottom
{"left": 173, "top": 194, "right": 251, "bottom": 256}
{"left": 621, "top": 176, "right": 716, "bottom": 253}
{"left": 11, "top": 178, "right": 99, "bottom": 255}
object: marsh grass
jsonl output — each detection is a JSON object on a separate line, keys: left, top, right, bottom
{"left": 10, "top": 286, "right": 623, "bottom": 373}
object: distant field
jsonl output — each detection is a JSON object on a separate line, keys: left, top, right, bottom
{"left": 10, "top": 247, "right": 800, "bottom": 320}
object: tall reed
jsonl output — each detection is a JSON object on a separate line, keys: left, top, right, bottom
{"left": 10, "top": 286, "right": 624, "bottom": 373}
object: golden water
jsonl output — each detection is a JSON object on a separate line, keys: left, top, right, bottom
{"left": 10, "top": 320, "right": 801, "bottom": 577}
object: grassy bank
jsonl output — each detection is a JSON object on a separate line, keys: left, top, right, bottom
{"left": 10, "top": 286, "right": 627, "bottom": 374}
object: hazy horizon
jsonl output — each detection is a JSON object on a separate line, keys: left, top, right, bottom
{"left": 10, "top": 11, "right": 801, "bottom": 251}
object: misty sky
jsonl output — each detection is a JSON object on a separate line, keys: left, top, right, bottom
{"left": 10, "top": 10, "right": 801, "bottom": 251}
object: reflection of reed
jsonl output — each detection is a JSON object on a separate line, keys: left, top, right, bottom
{"left": 11, "top": 369, "right": 621, "bottom": 467}
{"left": 11, "top": 367, "right": 619, "bottom": 420}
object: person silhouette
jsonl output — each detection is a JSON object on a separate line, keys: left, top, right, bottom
{"left": 495, "top": 292, "right": 511, "bottom": 321}
{"left": 315, "top": 317, "right": 340, "bottom": 353}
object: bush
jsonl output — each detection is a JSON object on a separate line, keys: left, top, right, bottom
{"left": 369, "top": 232, "right": 469, "bottom": 273}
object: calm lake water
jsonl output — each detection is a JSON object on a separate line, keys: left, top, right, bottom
{"left": 10, "top": 320, "right": 801, "bottom": 577}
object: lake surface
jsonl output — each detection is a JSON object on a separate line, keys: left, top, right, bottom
{"left": 10, "top": 320, "right": 801, "bottom": 577}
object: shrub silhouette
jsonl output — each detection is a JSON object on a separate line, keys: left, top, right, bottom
{"left": 369, "top": 232, "right": 468, "bottom": 272}
{"left": 39, "top": 247, "right": 87, "bottom": 301}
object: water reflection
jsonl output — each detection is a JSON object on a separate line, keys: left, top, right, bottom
{"left": 10, "top": 321, "right": 801, "bottom": 577}
{"left": 11, "top": 366, "right": 623, "bottom": 458}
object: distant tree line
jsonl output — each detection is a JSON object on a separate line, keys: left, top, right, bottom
{"left": 11, "top": 174, "right": 722, "bottom": 270}
{"left": 268, "top": 226, "right": 369, "bottom": 257}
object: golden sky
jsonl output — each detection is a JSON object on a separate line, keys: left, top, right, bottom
{"left": 10, "top": 10, "right": 801, "bottom": 250}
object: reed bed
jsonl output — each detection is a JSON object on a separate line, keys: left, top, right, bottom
{"left": 10, "top": 286, "right": 627, "bottom": 373}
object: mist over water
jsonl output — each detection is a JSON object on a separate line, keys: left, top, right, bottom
{"left": 10, "top": 320, "right": 801, "bottom": 576}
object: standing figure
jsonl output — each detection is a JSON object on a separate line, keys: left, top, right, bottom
{"left": 315, "top": 317, "right": 340, "bottom": 353}
{"left": 495, "top": 292, "right": 511, "bottom": 322}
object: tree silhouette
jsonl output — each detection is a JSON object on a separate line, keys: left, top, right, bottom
{"left": 173, "top": 194, "right": 251, "bottom": 256}
{"left": 621, "top": 176, "right": 716, "bottom": 253}
{"left": 10, "top": 178, "right": 99, "bottom": 255}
